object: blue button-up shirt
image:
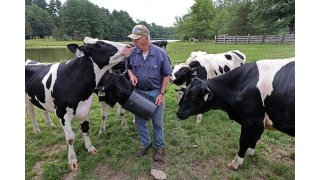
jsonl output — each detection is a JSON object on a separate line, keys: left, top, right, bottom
{"left": 127, "top": 44, "right": 172, "bottom": 90}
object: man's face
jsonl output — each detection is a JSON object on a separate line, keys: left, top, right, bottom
{"left": 133, "top": 35, "right": 148, "bottom": 49}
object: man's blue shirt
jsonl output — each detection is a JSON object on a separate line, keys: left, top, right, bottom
{"left": 127, "top": 44, "right": 172, "bottom": 90}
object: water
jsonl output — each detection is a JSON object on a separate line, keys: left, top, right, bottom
{"left": 25, "top": 48, "right": 75, "bottom": 63}
{"left": 25, "top": 40, "right": 181, "bottom": 63}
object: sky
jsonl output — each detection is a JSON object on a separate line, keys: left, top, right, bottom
{"left": 59, "top": 0, "right": 195, "bottom": 27}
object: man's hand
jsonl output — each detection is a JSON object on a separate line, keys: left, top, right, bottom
{"left": 155, "top": 94, "right": 164, "bottom": 106}
{"left": 121, "top": 45, "right": 132, "bottom": 57}
{"left": 128, "top": 69, "right": 138, "bottom": 86}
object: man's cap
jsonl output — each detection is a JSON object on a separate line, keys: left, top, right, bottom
{"left": 127, "top": 25, "right": 150, "bottom": 40}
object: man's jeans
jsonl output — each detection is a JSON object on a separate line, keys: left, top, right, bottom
{"left": 135, "top": 89, "right": 164, "bottom": 150}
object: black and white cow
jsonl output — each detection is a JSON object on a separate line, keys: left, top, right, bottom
{"left": 177, "top": 58, "right": 295, "bottom": 170}
{"left": 92, "top": 70, "right": 134, "bottom": 110}
{"left": 151, "top": 40, "right": 168, "bottom": 49}
{"left": 25, "top": 37, "right": 128, "bottom": 170}
{"left": 171, "top": 50, "right": 246, "bottom": 123}
{"left": 67, "top": 44, "right": 132, "bottom": 133}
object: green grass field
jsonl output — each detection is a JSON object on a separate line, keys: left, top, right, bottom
{"left": 25, "top": 39, "right": 295, "bottom": 179}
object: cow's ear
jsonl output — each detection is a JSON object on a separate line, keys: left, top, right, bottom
{"left": 202, "top": 83, "right": 213, "bottom": 101}
{"left": 67, "top": 44, "right": 79, "bottom": 54}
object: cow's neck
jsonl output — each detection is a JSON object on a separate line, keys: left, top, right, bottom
{"left": 206, "top": 78, "right": 238, "bottom": 119}
{"left": 90, "top": 56, "right": 125, "bottom": 87}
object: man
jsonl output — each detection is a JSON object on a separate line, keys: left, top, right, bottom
{"left": 122, "top": 24, "right": 172, "bottom": 161}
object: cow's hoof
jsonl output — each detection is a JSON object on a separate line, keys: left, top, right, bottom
{"left": 227, "top": 163, "right": 238, "bottom": 170}
{"left": 33, "top": 128, "right": 40, "bottom": 134}
{"left": 69, "top": 163, "right": 79, "bottom": 171}
{"left": 90, "top": 148, "right": 97, "bottom": 155}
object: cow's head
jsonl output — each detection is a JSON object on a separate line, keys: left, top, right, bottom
{"left": 79, "top": 37, "right": 128, "bottom": 68}
{"left": 176, "top": 77, "right": 213, "bottom": 120}
{"left": 93, "top": 71, "right": 133, "bottom": 105}
{"left": 170, "top": 63, "right": 191, "bottom": 85}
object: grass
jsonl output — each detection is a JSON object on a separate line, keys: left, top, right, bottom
{"left": 25, "top": 39, "right": 295, "bottom": 179}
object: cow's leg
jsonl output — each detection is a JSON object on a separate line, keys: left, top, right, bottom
{"left": 59, "top": 114, "right": 78, "bottom": 171}
{"left": 118, "top": 104, "right": 128, "bottom": 129}
{"left": 227, "top": 124, "right": 264, "bottom": 170}
{"left": 43, "top": 111, "right": 55, "bottom": 127}
{"left": 98, "top": 101, "right": 108, "bottom": 135}
{"left": 246, "top": 127, "right": 264, "bottom": 156}
{"left": 81, "top": 119, "right": 97, "bottom": 155}
{"left": 196, "top": 114, "right": 202, "bottom": 123}
{"left": 25, "top": 96, "right": 40, "bottom": 134}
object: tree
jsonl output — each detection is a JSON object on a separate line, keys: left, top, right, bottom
{"left": 109, "top": 10, "right": 136, "bottom": 40}
{"left": 249, "top": 0, "right": 295, "bottom": 34}
{"left": 33, "top": 0, "right": 48, "bottom": 10}
{"left": 175, "top": 0, "right": 216, "bottom": 41}
{"left": 48, "top": 0, "right": 62, "bottom": 27}
{"left": 25, "top": 21, "right": 33, "bottom": 39}
{"left": 228, "top": 1, "right": 255, "bottom": 35}
{"left": 26, "top": 4, "right": 54, "bottom": 38}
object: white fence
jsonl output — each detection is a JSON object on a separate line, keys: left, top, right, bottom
{"left": 214, "top": 34, "right": 295, "bottom": 44}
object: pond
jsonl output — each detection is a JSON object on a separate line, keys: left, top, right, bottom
{"left": 25, "top": 48, "right": 75, "bottom": 63}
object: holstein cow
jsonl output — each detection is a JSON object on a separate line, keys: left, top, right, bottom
{"left": 25, "top": 37, "right": 128, "bottom": 170}
{"left": 171, "top": 50, "right": 246, "bottom": 123}
{"left": 92, "top": 70, "right": 134, "bottom": 111}
{"left": 67, "top": 44, "right": 131, "bottom": 133}
{"left": 177, "top": 58, "right": 295, "bottom": 170}
{"left": 151, "top": 40, "right": 168, "bottom": 50}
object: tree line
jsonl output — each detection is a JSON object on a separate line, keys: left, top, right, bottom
{"left": 175, "top": 0, "right": 295, "bottom": 41}
{"left": 25, "top": 0, "right": 294, "bottom": 41}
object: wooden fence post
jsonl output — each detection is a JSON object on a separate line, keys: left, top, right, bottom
{"left": 224, "top": 34, "right": 226, "bottom": 44}
{"left": 247, "top": 34, "right": 250, "bottom": 44}
{"left": 214, "top": 35, "right": 217, "bottom": 44}
{"left": 262, "top": 34, "right": 265, "bottom": 44}
{"left": 235, "top": 34, "right": 238, "bottom": 44}
{"left": 281, "top": 34, "right": 285, "bottom": 44}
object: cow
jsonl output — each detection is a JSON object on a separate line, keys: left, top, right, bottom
{"left": 171, "top": 50, "right": 246, "bottom": 123}
{"left": 67, "top": 44, "right": 132, "bottom": 133}
{"left": 151, "top": 40, "right": 168, "bottom": 50}
{"left": 92, "top": 70, "right": 134, "bottom": 110}
{"left": 25, "top": 37, "right": 128, "bottom": 170}
{"left": 176, "top": 58, "right": 295, "bottom": 170}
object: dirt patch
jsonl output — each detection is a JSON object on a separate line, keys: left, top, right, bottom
{"left": 63, "top": 170, "right": 78, "bottom": 180}
{"left": 39, "top": 143, "right": 66, "bottom": 155}
{"left": 262, "top": 143, "right": 295, "bottom": 165}
{"left": 32, "top": 161, "right": 44, "bottom": 180}
{"left": 91, "top": 163, "right": 131, "bottom": 179}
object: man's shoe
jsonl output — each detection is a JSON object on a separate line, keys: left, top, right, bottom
{"left": 137, "top": 144, "right": 151, "bottom": 157}
{"left": 153, "top": 148, "right": 163, "bottom": 161}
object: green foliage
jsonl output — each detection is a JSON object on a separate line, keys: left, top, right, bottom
{"left": 176, "top": 0, "right": 295, "bottom": 39}
{"left": 176, "top": 0, "right": 216, "bottom": 41}
{"left": 249, "top": 0, "right": 295, "bottom": 34}
{"left": 26, "top": 4, "right": 54, "bottom": 38}
{"left": 33, "top": 0, "right": 48, "bottom": 9}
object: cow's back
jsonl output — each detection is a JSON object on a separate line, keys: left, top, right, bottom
{"left": 25, "top": 62, "right": 53, "bottom": 110}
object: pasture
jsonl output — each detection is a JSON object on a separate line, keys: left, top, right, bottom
{"left": 25, "top": 40, "right": 295, "bottom": 179}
